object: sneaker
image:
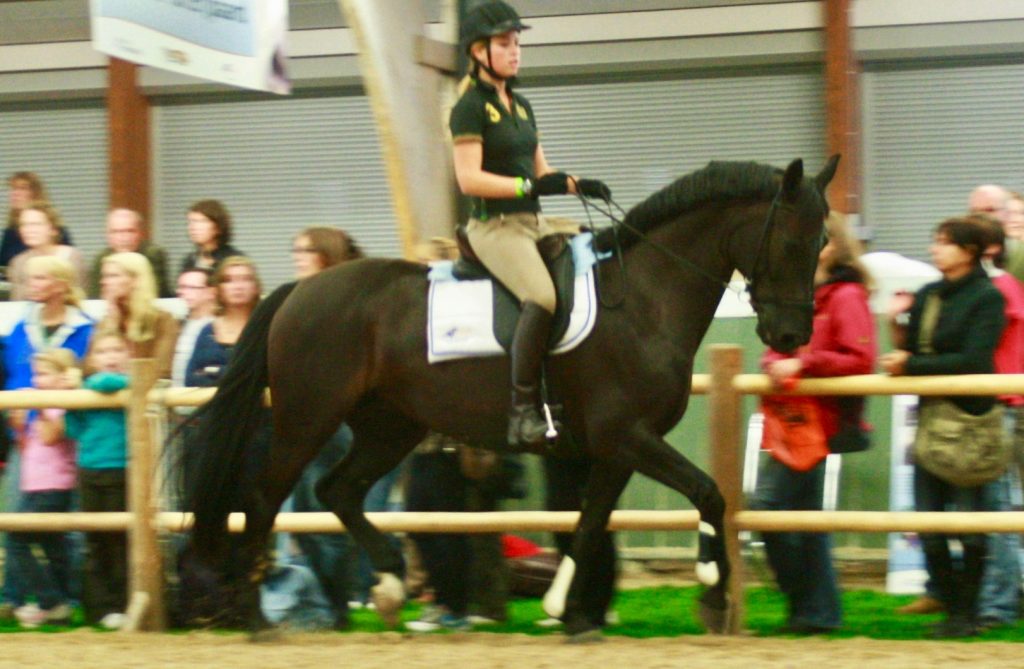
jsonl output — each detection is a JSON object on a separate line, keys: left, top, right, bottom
{"left": 896, "top": 595, "right": 944, "bottom": 615}
{"left": 406, "top": 608, "right": 471, "bottom": 632}
{"left": 14, "top": 604, "right": 45, "bottom": 627}
{"left": 466, "top": 615, "right": 499, "bottom": 626}
{"left": 100, "top": 612, "right": 127, "bottom": 630}
{"left": 438, "top": 613, "right": 471, "bottom": 631}
{"left": 406, "top": 605, "right": 444, "bottom": 632}
{"left": 43, "top": 603, "right": 72, "bottom": 624}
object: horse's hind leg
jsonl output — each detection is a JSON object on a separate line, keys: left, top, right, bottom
{"left": 624, "top": 431, "right": 731, "bottom": 633}
{"left": 557, "top": 459, "right": 632, "bottom": 640}
{"left": 315, "top": 403, "right": 425, "bottom": 627}
{"left": 233, "top": 415, "right": 342, "bottom": 632}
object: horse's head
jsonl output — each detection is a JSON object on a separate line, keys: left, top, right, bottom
{"left": 744, "top": 155, "right": 840, "bottom": 353}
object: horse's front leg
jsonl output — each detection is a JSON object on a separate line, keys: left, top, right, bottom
{"left": 625, "top": 430, "right": 732, "bottom": 633}
{"left": 552, "top": 459, "right": 632, "bottom": 641}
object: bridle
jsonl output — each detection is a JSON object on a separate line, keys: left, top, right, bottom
{"left": 579, "top": 184, "right": 818, "bottom": 316}
{"left": 743, "top": 193, "right": 817, "bottom": 319}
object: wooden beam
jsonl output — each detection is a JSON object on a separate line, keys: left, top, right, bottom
{"left": 127, "top": 359, "right": 164, "bottom": 631}
{"left": 709, "top": 344, "right": 744, "bottom": 634}
{"left": 822, "top": 0, "right": 859, "bottom": 214}
{"left": 107, "top": 58, "right": 151, "bottom": 225}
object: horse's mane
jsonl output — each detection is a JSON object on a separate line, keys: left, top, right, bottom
{"left": 594, "top": 161, "right": 782, "bottom": 251}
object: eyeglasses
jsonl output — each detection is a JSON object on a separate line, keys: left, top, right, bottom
{"left": 292, "top": 246, "right": 317, "bottom": 254}
{"left": 177, "top": 284, "right": 208, "bottom": 291}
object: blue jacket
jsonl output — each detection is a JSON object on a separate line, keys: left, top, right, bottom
{"left": 65, "top": 372, "right": 128, "bottom": 470}
{"left": 4, "top": 304, "right": 93, "bottom": 389}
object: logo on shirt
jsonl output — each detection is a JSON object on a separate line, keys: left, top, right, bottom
{"left": 485, "top": 102, "right": 501, "bottom": 124}
{"left": 517, "top": 105, "right": 529, "bottom": 121}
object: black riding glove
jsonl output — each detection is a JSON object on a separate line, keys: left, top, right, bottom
{"left": 532, "top": 172, "right": 570, "bottom": 198}
{"left": 577, "top": 178, "right": 612, "bottom": 201}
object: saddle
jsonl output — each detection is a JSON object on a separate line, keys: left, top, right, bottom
{"left": 451, "top": 226, "right": 576, "bottom": 351}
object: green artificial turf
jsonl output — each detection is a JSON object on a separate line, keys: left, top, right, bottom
{"left": 4, "top": 586, "right": 1024, "bottom": 640}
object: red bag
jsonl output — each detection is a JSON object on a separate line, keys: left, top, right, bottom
{"left": 760, "top": 396, "right": 830, "bottom": 472}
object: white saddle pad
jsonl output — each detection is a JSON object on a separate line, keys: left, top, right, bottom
{"left": 427, "top": 269, "right": 598, "bottom": 364}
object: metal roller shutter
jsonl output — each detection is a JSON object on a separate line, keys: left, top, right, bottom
{"left": 153, "top": 95, "right": 399, "bottom": 288}
{"left": 153, "top": 69, "right": 825, "bottom": 289}
{"left": 863, "top": 61, "right": 1024, "bottom": 260}
{"left": 0, "top": 105, "right": 109, "bottom": 269}
{"left": 522, "top": 69, "right": 827, "bottom": 224}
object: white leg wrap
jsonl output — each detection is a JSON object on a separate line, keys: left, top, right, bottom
{"left": 696, "top": 521, "right": 720, "bottom": 586}
{"left": 542, "top": 556, "right": 576, "bottom": 618}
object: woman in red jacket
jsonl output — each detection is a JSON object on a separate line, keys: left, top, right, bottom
{"left": 751, "top": 212, "right": 876, "bottom": 634}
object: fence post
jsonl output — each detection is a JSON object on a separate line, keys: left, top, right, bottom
{"left": 127, "top": 358, "right": 164, "bottom": 630}
{"left": 709, "top": 344, "right": 744, "bottom": 633}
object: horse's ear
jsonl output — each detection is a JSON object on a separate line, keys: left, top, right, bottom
{"left": 815, "top": 154, "right": 841, "bottom": 193}
{"left": 781, "top": 159, "right": 804, "bottom": 200}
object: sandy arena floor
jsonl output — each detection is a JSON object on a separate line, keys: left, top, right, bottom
{"left": 2, "top": 630, "right": 1023, "bottom": 669}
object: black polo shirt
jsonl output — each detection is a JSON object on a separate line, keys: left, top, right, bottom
{"left": 449, "top": 76, "right": 540, "bottom": 220}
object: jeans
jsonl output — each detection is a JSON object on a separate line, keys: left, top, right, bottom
{"left": 977, "top": 472, "right": 1022, "bottom": 623}
{"left": 291, "top": 426, "right": 354, "bottom": 627}
{"left": 1, "top": 449, "right": 24, "bottom": 607}
{"left": 750, "top": 457, "right": 841, "bottom": 629}
{"left": 7, "top": 489, "right": 73, "bottom": 610}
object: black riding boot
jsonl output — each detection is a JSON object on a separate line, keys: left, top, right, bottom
{"left": 508, "top": 301, "right": 558, "bottom": 449}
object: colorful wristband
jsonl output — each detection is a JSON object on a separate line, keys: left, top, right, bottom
{"left": 515, "top": 176, "right": 525, "bottom": 198}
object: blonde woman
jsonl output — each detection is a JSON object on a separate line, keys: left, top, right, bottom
{"left": 3, "top": 255, "right": 93, "bottom": 390}
{"left": 94, "top": 251, "right": 179, "bottom": 379}
{"left": 8, "top": 201, "right": 84, "bottom": 301}
{"left": 185, "top": 256, "right": 261, "bottom": 387}
{"left": 0, "top": 255, "right": 92, "bottom": 619}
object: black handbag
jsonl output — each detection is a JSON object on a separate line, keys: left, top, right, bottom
{"left": 827, "top": 396, "right": 871, "bottom": 454}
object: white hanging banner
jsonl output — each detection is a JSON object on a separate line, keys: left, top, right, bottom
{"left": 89, "top": 0, "right": 290, "bottom": 95}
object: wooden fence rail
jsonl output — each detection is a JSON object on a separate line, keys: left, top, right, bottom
{"left": 0, "top": 353, "right": 1023, "bottom": 631}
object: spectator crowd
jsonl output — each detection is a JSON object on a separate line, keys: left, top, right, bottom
{"left": 3, "top": 167, "right": 1024, "bottom": 638}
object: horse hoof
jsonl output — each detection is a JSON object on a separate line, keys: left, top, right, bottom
{"left": 371, "top": 572, "right": 406, "bottom": 629}
{"left": 565, "top": 628, "right": 605, "bottom": 645}
{"left": 697, "top": 598, "right": 732, "bottom": 635}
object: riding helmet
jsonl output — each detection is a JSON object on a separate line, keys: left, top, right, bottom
{"left": 460, "top": 0, "right": 530, "bottom": 52}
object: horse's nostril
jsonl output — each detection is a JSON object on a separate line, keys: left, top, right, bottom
{"left": 776, "top": 333, "right": 799, "bottom": 353}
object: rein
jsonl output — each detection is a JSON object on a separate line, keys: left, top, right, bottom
{"left": 573, "top": 183, "right": 793, "bottom": 309}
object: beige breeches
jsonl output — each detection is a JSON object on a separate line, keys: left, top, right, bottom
{"left": 466, "top": 212, "right": 579, "bottom": 315}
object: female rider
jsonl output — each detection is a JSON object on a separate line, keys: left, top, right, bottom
{"left": 450, "top": 0, "right": 611, "bottom": 449}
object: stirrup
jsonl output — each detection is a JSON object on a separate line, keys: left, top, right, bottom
{"left": 508, "top": 404, "right": 550, "bottom": 448}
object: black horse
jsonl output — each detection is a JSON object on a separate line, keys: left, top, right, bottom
{"left": 179, "top": 156, "right": 839, "bottom": 637}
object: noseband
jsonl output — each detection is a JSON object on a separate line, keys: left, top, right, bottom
{"left": 744, "top": 193, "right": 816, "bottom": 317}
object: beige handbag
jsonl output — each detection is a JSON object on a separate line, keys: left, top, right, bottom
{"left": 913, "top": 398, "right": 1009, "bottom": 487}
{"left": 911, "top": 292, "right": 1010, "bottom": 487}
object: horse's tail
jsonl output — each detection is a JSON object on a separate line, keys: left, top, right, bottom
{"left": 184, "top": 281, "right": 298, "bottom": 556}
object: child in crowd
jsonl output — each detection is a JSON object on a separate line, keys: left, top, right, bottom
{"left": 9, "top": 348, "right": 79, "bottom": 627}
{"left": 65, "top": 330, "right": 131, "bottom": 629}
